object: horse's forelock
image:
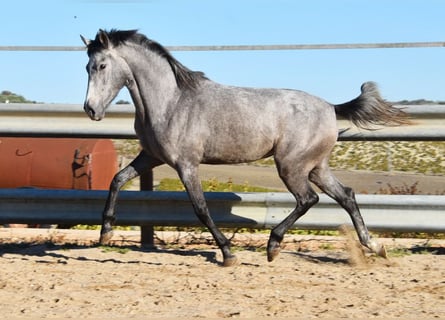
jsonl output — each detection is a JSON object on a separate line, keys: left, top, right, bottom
{"left": 87, "top": 29, "right": 138, "bottom": 55}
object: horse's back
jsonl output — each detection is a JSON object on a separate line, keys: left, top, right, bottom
{"left": 193, "top": 81, "right": 338, "bottom": 139}
{"left": 193, "top": 81, "right": 335, "bottom": 122}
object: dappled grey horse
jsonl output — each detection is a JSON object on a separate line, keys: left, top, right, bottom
{"left": 81, "top": 29, "right": 409, "bottom": 266}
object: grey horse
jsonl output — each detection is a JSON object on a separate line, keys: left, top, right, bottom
{"left": 81, "top": 29, "right": 409, "bottom": 266}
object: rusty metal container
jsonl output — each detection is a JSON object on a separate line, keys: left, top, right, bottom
{"left": 0, "top": 138, "right": 118, "bottom": 190}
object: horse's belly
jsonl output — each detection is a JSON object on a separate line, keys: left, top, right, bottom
{"left": 202, "top": 140, "right": 274, "bottom": 164}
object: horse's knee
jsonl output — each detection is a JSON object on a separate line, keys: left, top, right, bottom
{"left": 267, "top": 189, "right": 318, "bottom": 262}
{"left": 298, "top": 189, "right": 319, "bottom": 210}
{"left": 110, "top": 172, "right": 128, "bottom": 190}
{"left": 306, "top": 190, "right": 319, "bottom": 207}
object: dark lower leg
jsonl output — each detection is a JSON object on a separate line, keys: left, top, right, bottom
{"left": 100, "top": 152, "right": 159, "bottom": 244}
{"left": 191, "top": 193, "right": 236, "bottom": 266}
{"left": 310, "top": 168, "right": 386, "bottom": 257}
{"left": 267, "top": 191, "right": 319, "bottom": 262}
{"left": 178, "top": 164, "right": 236, "bottom": 266}
{"left": 342, "top": 188, "right": 386, "bottom": 257}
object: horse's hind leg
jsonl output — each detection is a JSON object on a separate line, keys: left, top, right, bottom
{"left": 176, "top": 163, "right": 236, "bottom": 267}
{"left": 309, "top": 163, "right": 387, "bottom": 257}
{"left": 268, "top": 165, "right": 319, "bottom": 262}
{"left": 100, "top": 151, "right": 162, "bottom": 244}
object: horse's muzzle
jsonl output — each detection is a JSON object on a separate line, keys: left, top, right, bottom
{"left": 84, "top": 103, "right": 102, "bottom": 121}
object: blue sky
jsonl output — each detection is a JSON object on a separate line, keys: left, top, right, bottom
{"left": 0, "top": 0, "right": 444, "bottom": 104}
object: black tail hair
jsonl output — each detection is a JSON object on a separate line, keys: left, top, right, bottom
{"left": 335, "top": 82, "right": 411, "bottom": 129}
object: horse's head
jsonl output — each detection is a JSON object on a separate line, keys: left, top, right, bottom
{"left": 81, "top": 30, "right": 132, "bottom": 121}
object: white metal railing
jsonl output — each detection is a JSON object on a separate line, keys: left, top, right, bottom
{"left": 1, "top": 41, "right": 444, "bottom": 52}
{"left": 0, "top": 103, "right": 444, "bottom": 140}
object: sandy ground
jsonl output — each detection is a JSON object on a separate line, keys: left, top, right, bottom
{"left": 0, "top": 228, "right": 444, "bottom": 318}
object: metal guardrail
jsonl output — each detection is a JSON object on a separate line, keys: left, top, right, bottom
{"left": 1, "top": 189, "right": 444, "bottom": 232}
{"left": 0, "top": 103, "right": 135, "bottom": 139}
{"left": 0, "top": 103, "right": 444, "bottom": 140}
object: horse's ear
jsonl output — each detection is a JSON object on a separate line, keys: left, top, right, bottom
{"left": 98, "top": 29, "right": 110, "bottom": 49}
{"left": 80, "top": 35, "right": 91, "bottom": 47}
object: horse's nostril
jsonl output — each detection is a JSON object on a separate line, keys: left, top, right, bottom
{"left": 84, "top": 103, "right": 103, "bottom": 121}
{"left": 84, "top": 104, "right": 95, "bottom": 117}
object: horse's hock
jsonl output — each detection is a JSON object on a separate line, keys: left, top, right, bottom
{"left": 0, "top": 138, "right": 118, "bottom": 190}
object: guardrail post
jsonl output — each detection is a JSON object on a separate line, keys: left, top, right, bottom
{"left": 140, "top": 170, "right": 155, "bottom": 248}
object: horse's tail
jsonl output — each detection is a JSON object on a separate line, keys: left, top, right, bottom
{"left": 334, "top": 82, "right": 411, "bottom": 129}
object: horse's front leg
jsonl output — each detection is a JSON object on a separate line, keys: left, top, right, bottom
{"left": 177, "top": 163, "right": 237, "bottom": 267}
{"left": 100, "top": 151, "right": 161, "bottom": 244}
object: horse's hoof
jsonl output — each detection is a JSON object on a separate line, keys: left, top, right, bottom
{"left": 376, "top": 244, "right": 387, "bottom": 258}
{"left": 267, "top": 237, "right": 282, "bottom": 262}
{"left": 369, "top": 240, "right": 387, "bottom": 259}
{"left": 267, "top": 247, "right": 281, "bottom": 262}
{"left": 223, "top": 255, "right": 238, "bottom": 267}
{"left": 99, "top": 231, "right": 114, "bottom": 245}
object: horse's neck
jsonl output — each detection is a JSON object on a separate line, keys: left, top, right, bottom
{"left": 122, "top": 47, "right": 179, "bottom": 126}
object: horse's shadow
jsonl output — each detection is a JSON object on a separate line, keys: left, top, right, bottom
{"left": 0, "top": 241, "right": 220, "bottom": 266}
{"left": 1, "top": 241, "right": 442, "bottom": 268}
{"left": 409, "top": 245, "right": 445, "bottom": 255}
{"left": 288, "top": 251, "right": 350, "bottom": 264}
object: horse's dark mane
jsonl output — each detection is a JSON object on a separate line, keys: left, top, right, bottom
{"left": 88, "top": 29, "right": 207, "bottom": 90}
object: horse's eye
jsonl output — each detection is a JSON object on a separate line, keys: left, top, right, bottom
{"left": 99, "top": 64, "right": 106, "bottom": 70}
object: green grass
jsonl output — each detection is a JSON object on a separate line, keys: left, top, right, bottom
{"left": 71, "top": 224, "right": 135, "bottom": 231}
{"left": 253, "top": 141, "right": 444, "bottom": 175}
{"left": 157, "top": 177, "right": 278, "bottom": 192}
{"left": 213, "top": 141, "right": 444, "bottom": 175}
{"left": 387, "top": 247, "right": 412, "bottom": 257}
{"left": 329, "top": 141, "right": 444, "bottom": 174}
{"left": 99, "top": 245, "right": 130, "bottom": 254}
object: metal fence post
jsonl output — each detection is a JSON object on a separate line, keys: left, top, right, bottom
{"left": 140, "top": 170, "right": 155, "bottom": 248}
